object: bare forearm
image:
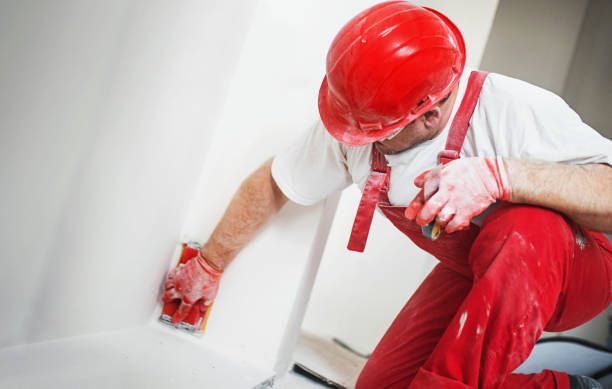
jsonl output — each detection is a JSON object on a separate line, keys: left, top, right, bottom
{"left": 200, "top": 159, "right": 288, "bottom": 271}
{"left": 504, "top": 159, "right": 612, "bottom": 232}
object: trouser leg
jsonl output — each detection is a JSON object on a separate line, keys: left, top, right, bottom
{"left": 409, "top": 204, "right": 612, "bottom": 389}
{"left": 355, "top": 263, "right": 472, "bottom": 389}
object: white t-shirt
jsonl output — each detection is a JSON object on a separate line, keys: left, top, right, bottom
{"left": 271, "top": 69, "right": 612, "bottom": 209}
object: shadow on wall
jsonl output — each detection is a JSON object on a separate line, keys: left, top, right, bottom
{"left": 480, "top": 0, "right": 612, "bottom": 140}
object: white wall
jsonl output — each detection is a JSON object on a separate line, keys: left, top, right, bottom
{"left": 0, "top": 0, "right": 256, "bottom": 347}
{"left": 300, "top": 0, "right": 501, "bottom": 354}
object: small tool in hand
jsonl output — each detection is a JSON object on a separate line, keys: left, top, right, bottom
{"left": 422, "top": 220, "right": 441, "bottom": 241}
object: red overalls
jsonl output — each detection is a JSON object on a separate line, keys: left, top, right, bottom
{"left": 350, "top": 71, "right": 612, "bottom": 389}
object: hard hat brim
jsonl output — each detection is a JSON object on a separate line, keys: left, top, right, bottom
{"left": 318, "top": 76, "right": 414, "bottom": 147}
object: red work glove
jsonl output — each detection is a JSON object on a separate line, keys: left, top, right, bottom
{"left": 162, "top": 251, "right": 222, "bottom": 324}
{"left": 405, "top": 157, "right": 510, "bottom": 233}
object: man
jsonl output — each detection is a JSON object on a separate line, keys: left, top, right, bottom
{"left": 162, "top": 2, "right": 612, "bottom": 388}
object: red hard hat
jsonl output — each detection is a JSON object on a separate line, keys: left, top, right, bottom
{"left": 318, "top": 1, "right": 466, "bottom": 146}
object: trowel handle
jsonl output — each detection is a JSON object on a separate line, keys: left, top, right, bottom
{"left": 421, "top": 220, "right": 441, "bottom": 241}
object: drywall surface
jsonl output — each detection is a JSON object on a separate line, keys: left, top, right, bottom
{"left": 0, "top": 0, "right": 336, "bottom": 377}
{"left": 0, "top": 326, "right": 274, "bottom": 389}
{"left": 480, "top": 0, "right": 589, "bottom": 95}
{"left": 0, "top": 0, "right": 256, "bottom": 347}
{"left": 300, "top": 0, "right": 500, "bottom": 354}
{"left": 562, "top": 0, "right": 612, "bottom": 139}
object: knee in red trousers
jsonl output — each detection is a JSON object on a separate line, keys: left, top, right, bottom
{"left": 469, "top": 203, "right": 574, "bottom": 282}
{"left": 472, "top": 203, "right": 612, "bottom": 331}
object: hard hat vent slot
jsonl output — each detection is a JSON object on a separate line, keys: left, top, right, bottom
{"left": 416, "top": 96, "right": 430, "bottom": 107}
{"left": 358, "top": 122, "right": 383, "bottom": 131}
{"left": 410, "top": 96, "right": 431, "bottom": 115}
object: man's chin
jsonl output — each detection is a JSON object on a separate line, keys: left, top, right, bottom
{"left": 374, "top": 142, "right": 398, "bottom": 155}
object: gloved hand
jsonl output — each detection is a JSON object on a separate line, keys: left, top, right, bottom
{"left": 405, "top": 157, "right": 510, "bottom": 233}
{"left": 162, "top": 251, "right": 222, "bottom": 324}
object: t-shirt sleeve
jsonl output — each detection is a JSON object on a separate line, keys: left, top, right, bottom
{"left": 483, "top": 74, "right": 612, "bottom": 166}
{"left": 271, "top": 119, "right": 352, "bottom": 206}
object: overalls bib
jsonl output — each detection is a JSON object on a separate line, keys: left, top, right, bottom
{"left": 347, "top": 71, "right": 488, "bottom": 277}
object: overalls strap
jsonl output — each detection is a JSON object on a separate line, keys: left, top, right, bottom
{"left": 439, "top": 70, "right": 489, "bottom": 164}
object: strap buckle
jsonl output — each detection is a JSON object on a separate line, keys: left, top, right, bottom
{"left": 438, "top": 150, "right": 459, "bottom": 165}
{"left": 381, "top": 167, "right": 391, "bottom": 193}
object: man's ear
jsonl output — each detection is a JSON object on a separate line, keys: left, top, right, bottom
{"left": 422, "top": 106, "right": 442, "bottom": 129}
